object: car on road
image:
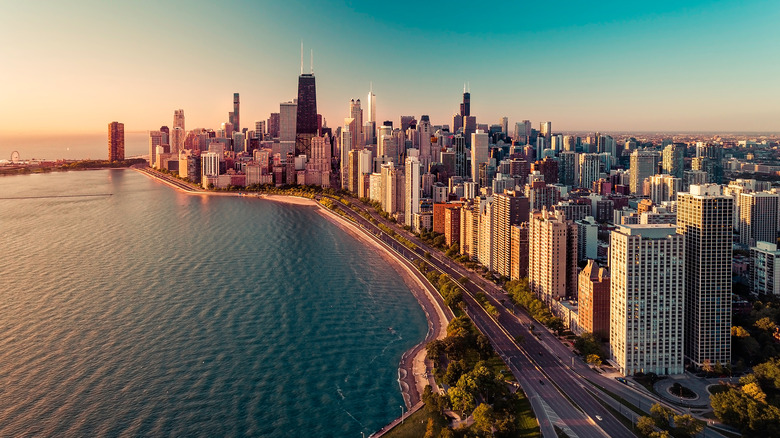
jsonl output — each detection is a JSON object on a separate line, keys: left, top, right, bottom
{"left": 539, "top": 380, "right": 544, "bottom": 385}
{"left": 595, "top": 415, "right": 602, "bottom": 421}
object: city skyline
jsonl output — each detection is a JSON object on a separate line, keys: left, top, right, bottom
{"left": 1, "top": 1, "right": 779, "bottom": 137}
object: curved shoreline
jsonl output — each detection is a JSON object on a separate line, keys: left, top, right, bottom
{"left": 132, "top": 168, "right": 451, "bottom": 409}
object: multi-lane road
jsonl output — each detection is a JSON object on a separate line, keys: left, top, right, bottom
{"left": 325, "top": 197, "right": 636, "bottom": 437}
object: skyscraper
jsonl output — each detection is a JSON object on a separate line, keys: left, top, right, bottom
{"left": 540, "top": 121, "right": 552, "bottom": 141}
{"left": 108, "top": 121, "right": 124, "bottom": 162}
{"left": 296, "top": 72, "right": 317, "bottom": 156}
{"left": 404, "top": 155, "right": 421, "bottom": 227}
{"left": 610, "top": 224, "right": 684, "bottom": 376}
{"left": 173, "top": 109, "right": 185, "bottom": 131}
{"left": 367, "top": 83, "right": 376, "bottom": 123}
{"left": 471, "top": 130, "right": 489, "bottom": 184}
{"left": 662, "top": 143, "right": 685, "bottom": 178}
{"left": 460, "top": 87, "right": 470, "bottom": 117}
{"left": 349, "top": 99, "right": 363, "bottom": 149}
{"left": 280, "top": 101, "right": 298, "bottom": 142}
{"left": 232, "top": 93, "right": 240, "bottom": 133}
{"left": 148, "top": 130, "right": 162, "bottom": 168}
{"left": 677, "top": 184, "right": 733, "bottom": 368}
{"left": 629, "top": 150, "right": 659, "bottom": 195}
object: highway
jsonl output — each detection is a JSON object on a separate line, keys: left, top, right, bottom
{"left": 326, "top": 196, "right": 631, "bottom": 438}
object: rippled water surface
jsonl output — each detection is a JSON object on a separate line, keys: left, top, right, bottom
{"left": 0, "top": 169, "right": 426, "bottom": 437}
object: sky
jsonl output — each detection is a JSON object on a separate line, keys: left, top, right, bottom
{"left": 1, "top": 0, "right": 779, "bottom": 137}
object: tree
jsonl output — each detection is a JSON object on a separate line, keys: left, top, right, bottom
{"left": 586, "top": 354, "right": 601, "bottom": 367}
{"left": 443, "top": 360, "right": 467, "bottom": 387}
{"left": 755, "top": 317, "right": 777, "bottom": 331}
{"left": 424, "top": 418, "right": 437, "bottom": 438}
{"left": 636, "top": 416, "right": 656, "bottom": 437}
{"left": 731, "top": 325, "right": 751, "bottom": 337}
{"left": 650, "top": 403, "right": 673, "bottom": 429}
{"left": 753, "top": 357, "right": 780, "bottom": 389}
{"left": 548, "top": 317, "right": 565, "bottom": 335}
{"left": 471, "top": 403, "right": 494, "bottom": 436}
{"left": 672, "top": 413, "right": 704, "bottom": 437}
{"left": 742, "top": 382, "right": 767, "bottom": 403}
{"left": 448, "top": 386, "right": 475, "bottom": 416}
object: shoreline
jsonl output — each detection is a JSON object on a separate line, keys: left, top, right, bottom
{"left": 133, "top": 168, "right": 451, "bottom": 409}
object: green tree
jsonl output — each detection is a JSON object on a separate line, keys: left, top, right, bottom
{"left": 586, "top": 354, "right": 601, "bottom": 367}
{"left": 672, "top": 413, "right": 704, "bottom": 437}
{"left": 424, "top": 418, "right": 437, "bottom": 438}
{"left": 636, "top": 416, "right": 656, "bottom": 437}
{"left": 548, "top": 317, "right": 565, "bottom": 335}
{"left": 731, "top": 325, "right": 751, "bottom": 337}
{"left": 471, "top": 403, "right": 494, "bottom": 436}
{"left": 755, "top": 317, "right": 777, "bottom": 331}
{"left": 650, "top": 403, "right": 673, "bottom": 429}
{"left": 448, "top": 386, "right": 475, "bottom": 417}
{"left": 753, "top": 357, "right": 780, "bottom": 389}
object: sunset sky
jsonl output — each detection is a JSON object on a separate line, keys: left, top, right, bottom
{"left": 1, "top": 0, "right": 778, "bottom": 137}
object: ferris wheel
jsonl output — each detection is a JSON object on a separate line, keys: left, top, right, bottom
{"left": 10, "top": 151, "right": 20, "bottom": 164}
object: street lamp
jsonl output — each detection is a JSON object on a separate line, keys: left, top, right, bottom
{"left": 400, "top": 405, "right": 404, "bottom": 423}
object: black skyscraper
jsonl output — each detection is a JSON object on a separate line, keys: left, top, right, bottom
{"left": 295, "top": 73, "right": 317, "bottom": 156}
{"left": 460, "top": 92, "right": 470, "bottom": 117}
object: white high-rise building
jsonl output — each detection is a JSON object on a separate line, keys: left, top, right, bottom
{"left": 579, "top": 154, "right": 602, "bottom": 190}
{"left": 610, "top": 224, "right": 685, "bottom": 376}
{"left": 630, "top": 150, "right": 659, "bottom": 195}
{"left": 677, "top": 184, "right": 733, "bottom": 367}
{"left": 739, "top": 191, "right": 779, "bottom": 247}
{"left": 404, "top": 155, "right": 421, "bottom": 227}
{"left": 349, "top": 99, "right": 363, "bottom": 148}
{"left": 647, "top": 174, "right": 682, "bottom": 204}
{"left": 471, "top": 130, "right": 489, "bottom": 184}
{"left": 367, "top": 84, "right": 376, "bottom": 123}
{"left": 340, "top": 119, "right": 353, "bottom": 190}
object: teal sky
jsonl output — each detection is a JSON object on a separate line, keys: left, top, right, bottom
{"left": 1, "top": 0, "right": 778, "bottom": 135}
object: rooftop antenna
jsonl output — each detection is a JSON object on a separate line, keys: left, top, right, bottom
{"left": 463, "top": 83, "right": 466, "bottom": 93}
{"left": 310, "top": 49, "right": 313, "bottom": 74}
{"left": 370, "top": 81, "right": 373, "bottom": 93}
{"left": 300, "top": 40, "right": 303, "bottom": 75}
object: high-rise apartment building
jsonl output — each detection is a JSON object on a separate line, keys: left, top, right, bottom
{"left": 750, "top": 241, "right": 780, "bottom": 296}
{"left": 493, "top": 190, "right": 530, "bottom": 278}
{"left": 739, "top": 192, "right": 779, "bottom": 247}
{"left": 296, "top": 72, "right": 317, "bottom": 156}
{"left": 404, "top": 155, "right": 421, "bottom": 227}
{"left": 510, "top": 223, "right": 529, "bottom": 280}
{"left": 528, "top": 210, "right": 578, "bottom": 304}
{"left": 629, "top": 150, "right": 659, "bottom": 195}
{"left": 579, "top": 154, "right": 602, "bottom": 190}
{"left": 647, "top": 174, "right": 682, "bottom": 204}
{"left": 340, "top": 119, "right": 353, "bottom": 191}
{"left": 677, "top": 184, "right": 733, "bottom": 367}
{"left": 578, "top": 260, "right": 610, "bottom": 339}
{"left": 610, "top": 224, "right": 684, "bottom": 376}
{"left": 454, "top": 135, "right": 467, "bottom": 178}
{"left": 108, "top": 121, "right": 124, "bottom": 162}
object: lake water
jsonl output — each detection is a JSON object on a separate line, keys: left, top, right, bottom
{"left": 0, "top": 169, "right": 427, "bottom": 437}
